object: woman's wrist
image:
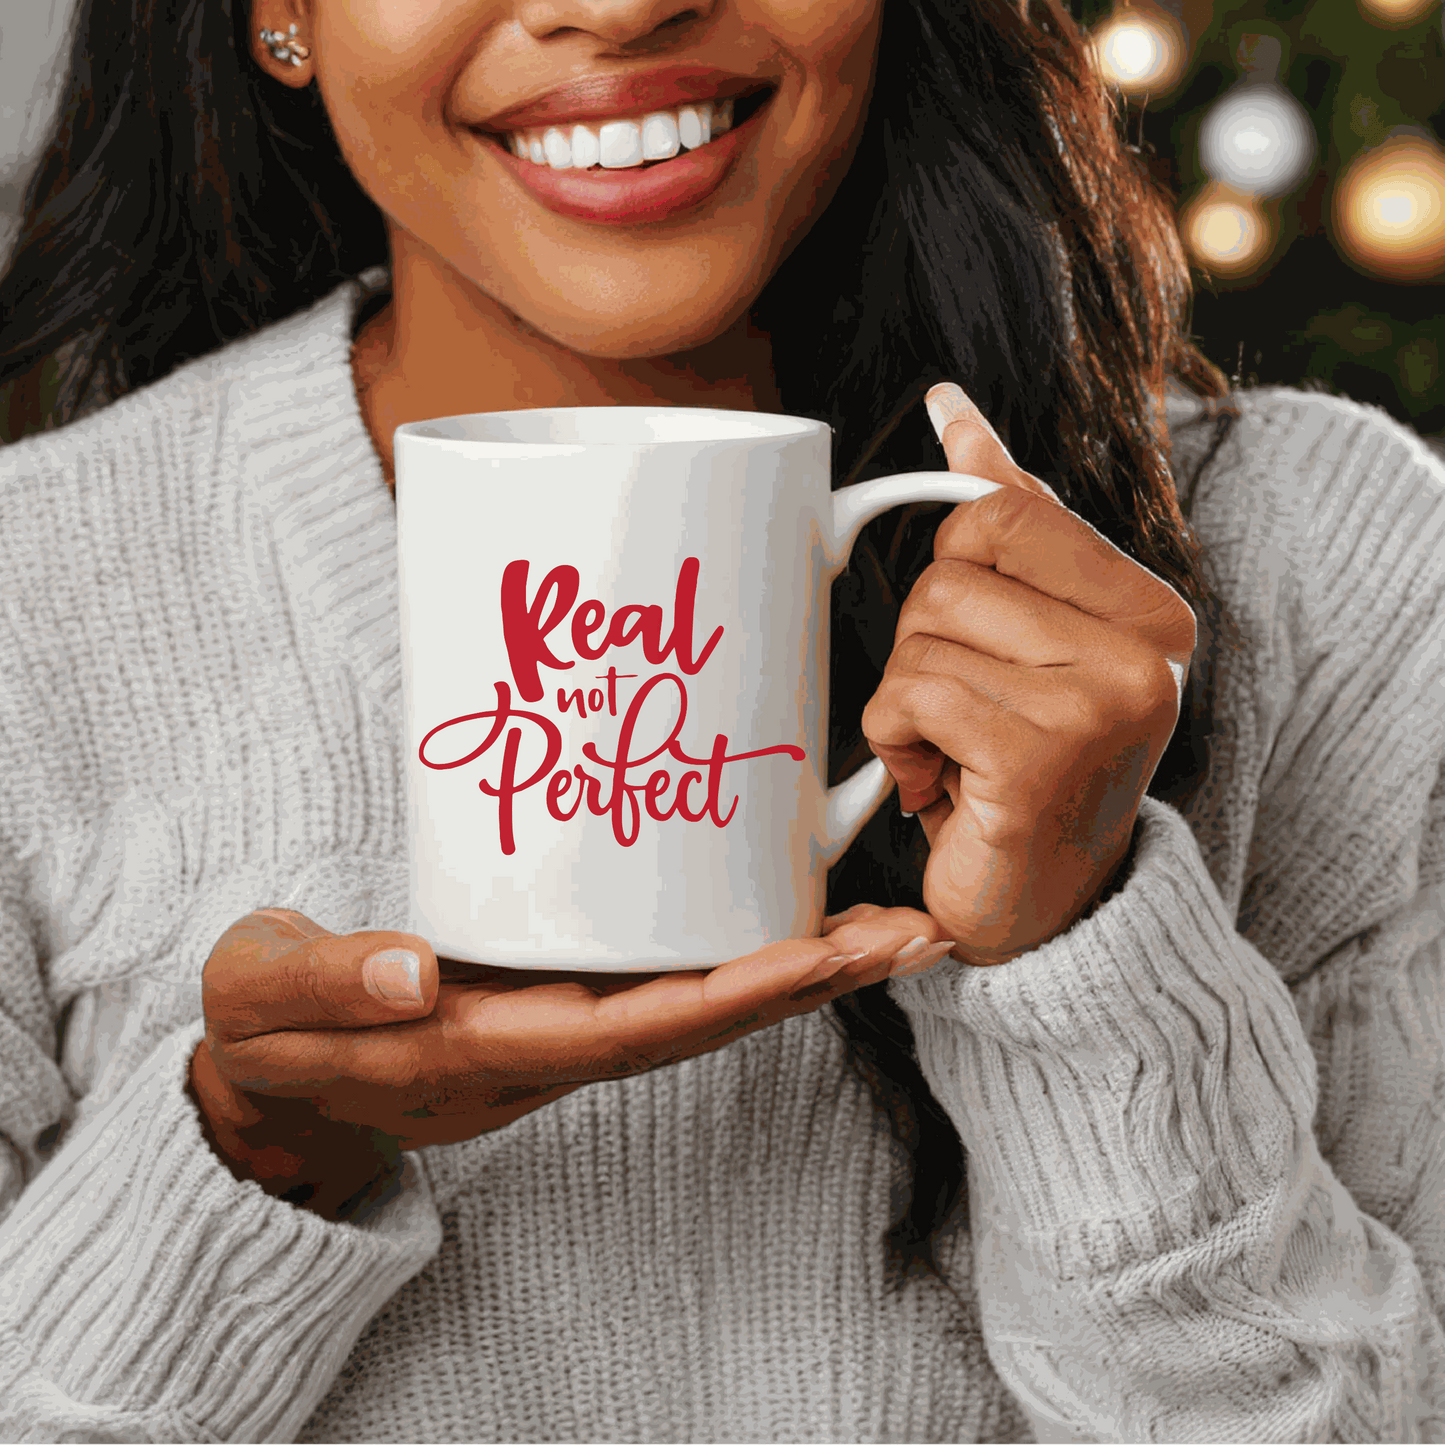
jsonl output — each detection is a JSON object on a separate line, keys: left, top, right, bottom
{"left": 187, "top": 1040, "right": 401, "bottom": 1223}
{"left": 1079, "top": 816, "right": 1143, "bottom": 921}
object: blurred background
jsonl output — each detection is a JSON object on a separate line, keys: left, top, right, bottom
{"left": 1074, "top": 0, "right": 1445, "bottom": 451}
{"left": 1, "top": 0, "right": 1442, "bottom": 450}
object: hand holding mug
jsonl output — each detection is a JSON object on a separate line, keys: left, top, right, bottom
{"left": 862, "top": 384, "right": 1197, "bottom": 967}
{"left": 187, "top": 905, "right": 953, "bottom": 1220}
{"left": 396, "top": 406, "right": 1003, "bottom": 970}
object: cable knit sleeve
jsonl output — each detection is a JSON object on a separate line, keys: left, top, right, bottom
{"left": 0, "top": 865, "right": 443, "bottom": 1444}
{"left": 0, "top": 368, "right": 442, "bottom": 1441}
{"left": 888, "top": 392, "right": 1445, "bottom": 1443}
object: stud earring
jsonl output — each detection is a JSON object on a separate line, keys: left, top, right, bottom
{"left": 259, "top": 23, "right": 311, "bottom": 66}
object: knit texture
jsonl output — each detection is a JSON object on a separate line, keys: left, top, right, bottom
{"left": 0, "top": 281, "right": 1442, "bottom": 1442}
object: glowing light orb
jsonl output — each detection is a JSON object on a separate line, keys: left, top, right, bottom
{"left": 1332, "top": 136, "right": 1445, "bottom": 280}
{"left": 1090, "top": 11, "right": 1188, "bottom": 95}
{"left": 1198, "top": 83, "right": 1316, "bottom": 196}
{"left": 1180, "top": 186, "right": 1275, "bottom": 278}
{"left": 1356, "top": 0, "right": 1436, "bottom": 27}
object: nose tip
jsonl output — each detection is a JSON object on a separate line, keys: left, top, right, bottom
{"left": 518, "top": 0, "right": 714, "bottom": 47}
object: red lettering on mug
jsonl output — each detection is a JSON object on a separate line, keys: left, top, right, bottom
{"left": 501, "top": 561, "right": 578, "bottom": 702}
{"left": 420, "top": 681, "right": 562, "bottom": 854}
{"left": 423, "top": 559, "right": 801, "bottom": 854}
{"left": 500, "top": 556, "right": 724, "bottom": 703}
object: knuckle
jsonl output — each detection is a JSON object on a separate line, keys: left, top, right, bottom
{"left": 278, "top": 945, "right": 353, "bottom": 1026}
{"left": 1113, "top": 651, "right": 1179, "bottom": 720}
{"left": 904, "top": 559, "right": 967, "bottom": 611}
{"left": 861, "top": 681, "right": 908, "bottom": 741}
{"left": 897, "top": 631, "right": 944, "bottom": 674}
{"left": 1136, "top": 585, "right": 1197, "bottom": 648}
{"left": 219, "top": 1033, "right": 292, "bottom": 1093}
{"left": 975, "top": 481, "right": 1037, "bottom": 533}
{"left": 933, "top": 485, "right": 1033, "bottom": 555}
{"left": 1144, "top": 653, "right": 1186, "bottom": 717}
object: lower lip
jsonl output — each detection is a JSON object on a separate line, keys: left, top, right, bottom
{"left": 479, "top": 101, "right": 769, "bottom": 225}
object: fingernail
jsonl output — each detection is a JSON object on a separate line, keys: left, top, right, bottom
{"left": 925, "top": 383, "right": 1015, "bottom": 459}
{"left": 891, "top": 935, "right": 933, "bottom": 967}
{"left": 924, "top": 383, "right": 968, "bottom": 441}
{"left": 891, "top": 940, "right": 958, "bottom": 978}
{"left": 801, "top": 950, "right": 871, "bottom": 987}
{"left": 363, "top": 947, "right": 422, "bottom": 1005}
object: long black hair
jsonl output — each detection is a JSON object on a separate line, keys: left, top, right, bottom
{"left": 0, "top": 0, "right": 1233, "bottom": 1286}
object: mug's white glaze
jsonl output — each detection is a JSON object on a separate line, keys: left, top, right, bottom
{"left": 395, "top": 407, "right": 997, "bottom": 969}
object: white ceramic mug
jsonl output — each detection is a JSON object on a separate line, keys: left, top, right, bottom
{"left": 395, "top": 407, "right": 1000, "bottom": 970}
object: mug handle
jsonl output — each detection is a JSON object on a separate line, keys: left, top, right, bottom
{"left": 817, "top": 470, "right": 1002, "bottom": 867}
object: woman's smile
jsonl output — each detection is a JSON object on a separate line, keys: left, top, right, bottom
{"left": 310, "top": 0, "right": 883, "bottom": 359}
{"left": 470, "top": 63, "right": 779, "bottom": 223}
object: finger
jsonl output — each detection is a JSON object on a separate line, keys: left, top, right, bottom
{"left": 924, "top": 383, "right": 1061, "bottom": 504}
{"left": 864, "top": 641, "right": 1051, "bottom": 812}
{"left": 203, "top": 911, "right": 439, "bottom": 1042}
{"left": 813, "top": 906, "right": 952, "bottom": 978}
{"left": 931, "top": 486, "right": 1196, "bottom": 664}
{"left": 821, "top": 902, "right": 885, "bottom": 931}
{"left": 895, "top": 557, "right": 1101, "bottom": 670}
{"left": 869, "top": 737, "right": 947, "bottom": 811}
{"left": 221, "top": 910, "right": 957, "bottom": 1118}
{"left": 914, "top": 758, "right": 961, "bottom": 849}
{"left": 490, "top": 909, "right": 953, "bottom": 1077}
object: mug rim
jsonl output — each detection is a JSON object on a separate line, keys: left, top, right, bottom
{"left": 395, "top": 405, "right": 829, "bottom": 449}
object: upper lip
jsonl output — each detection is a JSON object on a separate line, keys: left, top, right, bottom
{"left": 478, "top": 65, "right": 771, "bottom": 132}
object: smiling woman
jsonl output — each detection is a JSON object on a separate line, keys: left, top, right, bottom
{"left": 1, "top": 0, "right": 1444, "bottom": 1441}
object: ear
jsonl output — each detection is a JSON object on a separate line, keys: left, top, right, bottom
{"left": 250, "top": 4, "right": 315, "bottom": 88}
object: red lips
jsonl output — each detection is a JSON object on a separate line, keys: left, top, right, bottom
{"left": 481, "top": 64, "right": 770, "bottom": 133}
{"left": 474, "top": 64, "right": 776, "bottom": 226}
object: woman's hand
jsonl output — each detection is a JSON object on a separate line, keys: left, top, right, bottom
{"left": 861, "top": 382, "right": 1196, "bottom": 967}
{"left": 188, "top": 906, "right": 952, "bottom": 1220}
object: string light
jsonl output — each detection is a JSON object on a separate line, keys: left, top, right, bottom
{"left": 1090, "top": 8, "right": 1189, "bottom": 96}
{"left": 1180, "top": 183, "right": 1276, "bottom": 278}
{"left": 1332, "top": 134, "right": 1445, "bottom": 279}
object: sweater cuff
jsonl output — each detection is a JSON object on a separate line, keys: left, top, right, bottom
{"left": 0, "top": 1017, "right": 442, "bottom": 1442}
{"left": 889, "top": 795, "right": 1318, "bottom": 1273}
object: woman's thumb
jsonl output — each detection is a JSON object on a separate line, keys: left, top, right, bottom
{"left": 924, "top": 382, "right": 1061, "bottom": 504}
{"left": 203, "top": 911, "right": 438, "bottom": 1042}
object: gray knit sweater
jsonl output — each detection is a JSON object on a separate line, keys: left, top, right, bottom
{"left": 0, "top": 280, "right": 1443, "bottom": 1444}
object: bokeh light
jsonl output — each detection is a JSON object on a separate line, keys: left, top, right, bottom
{"left": 1332, "top": 135, "right": 1445, "bottom": 280}
{"left": 1355, "top": 0, "right": 1437, "bottom": 27}
{"left": 1198, "top": 82, "right": 1315, "bottom": 196}
{"left": 1180, "top": 184, "right": 1277, "bottom": 278}
{"left": 1090, "top": 9, "right": 1189, "bottom": 96}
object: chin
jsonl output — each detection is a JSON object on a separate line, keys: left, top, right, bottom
{"left": 520, "top": 293, "right": 759, "bottom": 363}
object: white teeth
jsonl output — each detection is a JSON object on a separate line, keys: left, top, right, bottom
{"left": 641, "top": 111, "right": 680, "bottom": 161}
{"left": 570, "top": 123, "right": 600, "bottom": 169}
{"left": 677, "top": 103, "right": 710, "bottom": 150}
{"left": 599, "top": 119, "right": 644, "bottom": 168}
{"left": 543, "top": 126, "right": 571, "bottom": 168}
{"left": 506, "top": 96, "right": 734, "bottom": 170}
